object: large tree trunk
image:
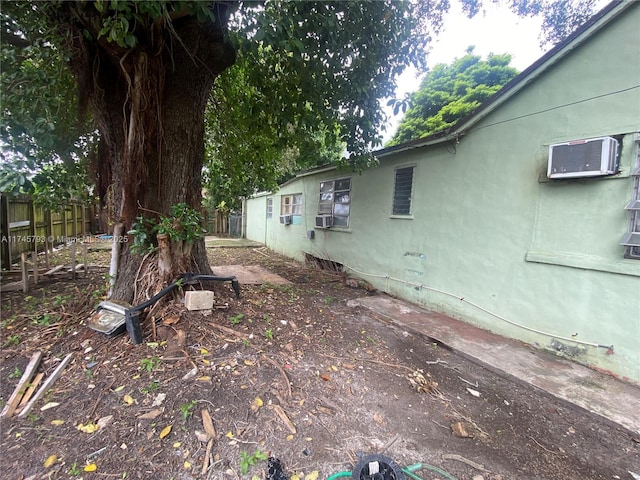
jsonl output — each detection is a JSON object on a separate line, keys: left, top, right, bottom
{"left": 57, "top": 3, "right": 236, "bottom": 303}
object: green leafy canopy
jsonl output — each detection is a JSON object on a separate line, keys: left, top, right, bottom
{"left": 387, "top": 49, "right": 519, "bottom": 146}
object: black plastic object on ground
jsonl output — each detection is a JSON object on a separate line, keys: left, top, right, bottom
{"left": 266, "top": 457, "right": 290, "bottom": 480}
{"left": 88, "top": 273, "right": 240, "bottom": 344}
{"left": 352, "top": 454, "right": 406, "bottom": 480}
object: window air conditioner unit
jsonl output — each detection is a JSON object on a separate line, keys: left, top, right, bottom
{"left": 547, "top": 136, "right": 618, "bottom": 179}
{"left": 315, "top": 214, "right": 332, "bottom": 229}
{"left": 279, "top": 214, "right": 292, "bottom": 225}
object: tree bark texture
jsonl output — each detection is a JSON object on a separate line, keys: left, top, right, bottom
{"left": 54, "top": 3, "right": 236, "bottom": 302}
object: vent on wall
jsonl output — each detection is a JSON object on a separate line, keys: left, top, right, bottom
{"left": 547, "top": 136, "right": 618, "bottom": 179}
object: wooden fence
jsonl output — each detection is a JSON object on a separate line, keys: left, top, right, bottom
{"left": 0, "top": 194, "right": 93, "bottom": 270}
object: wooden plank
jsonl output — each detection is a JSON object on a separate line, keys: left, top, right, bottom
{"left": 0, "top": 352, "right": 43, "bottom": 418}
{"left": 31, "top": 251, "right": 38, "bottom": 285}
{"left": 83, "top": 242, "right": 88, "bottom": 276}
{"left": 44, "top": 265, "right": 66, "bottom": 276}
{"left": 70, "top": 242, "right": 76, "bottom": 279}
{"left": 21, "top": 252, "right": 28, "bottom": 293}
{"left": 18, "top": 353, "right": 74, "bottom": 418}
{"left": 15, "top": 372, "right": 45, "bottom": 412}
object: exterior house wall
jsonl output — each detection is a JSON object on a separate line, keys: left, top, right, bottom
{"left": 246, "top": 3, "right": 640, "bottom": 383}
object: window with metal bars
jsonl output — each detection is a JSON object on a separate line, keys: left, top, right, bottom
{"left": 392, "top": 166, "right": 414, "bottom": 216}
{"left": 621, "top": 138, "right": 640, "bottom": 259}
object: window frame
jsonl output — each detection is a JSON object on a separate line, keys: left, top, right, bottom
{"left": 266, "top": 197, "right": 273, "bottom": 219}
{"left": 622, "top": 138, "right": 640, "bottom": 259}
{"left": 281, "top": 193, "right": 303, "bottom": 217}
{"left": 391, "top": 165, "right": 415, "bottom": 217}
{"left": 318, "top": 177, "right": 351, "bottom": 228}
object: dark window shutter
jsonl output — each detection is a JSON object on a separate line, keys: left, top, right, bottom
{"left": 392, "top": 167, "right": 414, "bottom": 215}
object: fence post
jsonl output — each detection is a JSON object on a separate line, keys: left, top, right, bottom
{"left": 21, "top": 252, "right": 29, "bottom": 293}
{"left": 1, "top": 194, "right": 10, "bottom": 270}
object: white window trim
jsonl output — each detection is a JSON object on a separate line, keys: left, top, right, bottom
{"left": 281, "top": 193, "right": 303, "bottom": 216}
{"left": 318, "top": 177, "right": 351, "bottom": 228}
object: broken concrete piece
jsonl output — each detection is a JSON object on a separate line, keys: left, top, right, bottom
{"left": 184, "top": 291, "right": 214, "bottom": 311}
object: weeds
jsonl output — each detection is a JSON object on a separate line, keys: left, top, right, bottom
{"left": 140, "top": 380, "right": 161, "bottom": 394}
{"left": 140, "top": 357, "right": 160, "bottom": 373}
{"left": 239, "top": 449, "right": 268, "bottom": 474}
{"left": 230, "top": 313, "right": 245, "bottom": 325}
{"left": 179, "top": 400, "right": 197, "bottom": 421}
{"left": 8, "top": 366, "right": 22, "bottom": 379}
{"left": 67, "top": 462, "right": 82, "bottom": 476}
{"left": 4, "top": 334, "right": 21, "bottom": 347}
{"left": 264, "top": 328, "right": 274, "bottom": 340}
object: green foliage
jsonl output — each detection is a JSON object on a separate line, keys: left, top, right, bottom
{"left": 140, "top": 357, "right": 160, "bottom": 374}
{"left": 229, "top": 313, "right": 245, "bottom": 325}
{"left": 8, "top": 366, "right": 22, "bottom": 380}
{"left": 67, "top": 461, "right": 82, "bottom": 476}
{"left": 388, "top": 51, "right": 519, "bottom": 145}
{"left": 239, "top": 449, "right": 268, "bottom": 475}
{"left": 0, "top": 2, "right": 96, "bottom": 207}
{"left": 4, "top": 335, "right": 21, "bottom": 347}
{"left": 1, "top": 0, "right": 596, "bottom": 218}
{"left": 156, "top": 203, "right": 205, "bottom": 243}
{"left": 127, "top": 203, "right": 204, "bottom": 255}
{"left": 179, "top": 400, "right": 197, "bottom": 421}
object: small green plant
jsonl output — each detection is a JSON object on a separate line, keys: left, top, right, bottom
{"left": 264, "top": 328, "right": 274, "bottom": 340}
{"left": 4, "top": 334, "right": 21, "bottom": 347}
{"left": 140, "top": 380, "right": 161, "bottom": 394}
{"left": 179, "top": 400, "right": 197, "bottom": 421}
{"left": 140, "top": 357, "right": 160, "bottom": 373}
{"left": 230, "top": 313, "right": 245, "bottom": 325}
{"left": 241, "top": 338, "right": 250, "bottom": 347}
{"left": 156, "top": 203, "right": 204, "bottom": 242}
{"left": 52, "top": 294, "right": 71, "bottom": 307}
{"left": 8, "top": 366, "right": 22, "bottom": 380}
{"left": 323, "top": 295, "right": 337, "bottom": 305}
{"left": 128, "top": 215, "right": 158, "bottom": 255}
{"left": 262, "top": 314, "right": 272, "bottom": 324}
{"left": 33, "top": 313, "right": 56, "bottom": 327}
{"left": 67, "top": 461, "right": 82, "bottom": 476}
{"left": 239, "top": 449, "right": 268, "bottom": 474}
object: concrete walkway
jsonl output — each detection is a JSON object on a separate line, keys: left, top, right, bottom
{"left": 204, "top": 236, "right": 263, "bottom": 248}
{"left": 355, "top": 295, "right": 640, "bottom": 435}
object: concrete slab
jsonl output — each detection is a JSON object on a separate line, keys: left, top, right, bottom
{"left": 205, "top": 236, "right": 263, "bottom": 248}
{"left": 211, "top": 265, "right": 292, "bottom": 285}
{"left": 355, "top": 295, "right": 640, "bottom": 435}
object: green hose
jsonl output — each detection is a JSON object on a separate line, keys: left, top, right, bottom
{"left": 403, "top": 462, "right": 459, "bottom": 480}
{"left": 327, "top": 461, "right": 458, "bottom": 480}
{"left": 326, "top": 472, "right": 351, "bottom": 480}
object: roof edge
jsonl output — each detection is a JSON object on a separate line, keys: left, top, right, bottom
{"left": 375, "top": 0, "right": 632, "bottom": 159}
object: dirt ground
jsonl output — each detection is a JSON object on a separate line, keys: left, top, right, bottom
{"left": 1, "top": 245, "right": 639, "bottom": 480}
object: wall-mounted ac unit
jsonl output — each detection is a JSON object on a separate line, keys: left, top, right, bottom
{"left": 279, "top": 214, "right": 292, "bottom": 225}
{"left": 547, "top": 136, "right": 618, "bottom": 179}
{"left": 315, "top": 214, "right": 332, "bottom": 229}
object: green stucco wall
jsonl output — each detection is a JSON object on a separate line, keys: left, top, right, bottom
{"left": 246, "top": 4, "right": 640, "bottom": 383}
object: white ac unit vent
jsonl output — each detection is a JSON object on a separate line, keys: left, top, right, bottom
{"left": 279, "top": 214, "right": 292, "bottom": 225}
{"left": 547, "top": 136, "right": 618, "bottom": 179}
{"left": 315, "top": 215, "right": 332, "bottom": 229}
